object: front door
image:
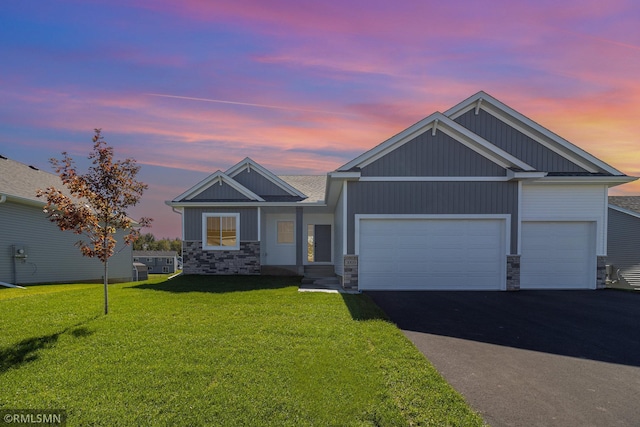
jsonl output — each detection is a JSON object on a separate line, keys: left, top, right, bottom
{"left": 265, "top": 213, "right": 296, "bottom": 265}
{"left": 308, "top": 224, "right": 331, "bottom": 263}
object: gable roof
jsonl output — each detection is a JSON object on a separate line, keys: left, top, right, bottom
{"left": 0, "top": 156, "right": 68, "bottom": 206}
{"left": 337, "top": 112, "right": 535, "bottom": 172}
{"left": 445, "top": 91, "right": 624, "bottom": 176}
{"left": 609, "top": 196, "right": 640, "bottom": 218}
{"left": 171, "top": 170, "right": 265, "bottom": 202}
{"left": 226, "top": 158, "right": 307, "bottom": 199}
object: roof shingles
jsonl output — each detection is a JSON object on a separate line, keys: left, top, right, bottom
{"left": 609, "top": 196, "right": 640, "bottom": 214}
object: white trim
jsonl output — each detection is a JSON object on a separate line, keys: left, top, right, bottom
{"left": 257, "top": 207, "right": 261, "bottom": 242}
{"left": 354, "top": 214, "right": 511, "bottom": 258}
{"left": 342, "top": 181, "right": 348, "bottom": 256}
{"left": 225, "top": 157, "right": 307, "bottom": 198}
{"left": 602, "top": 188, "right": 608, "bottom": 253}
{"left": 167, "top": 201, "right": 326, "bottom": 208}
{"left": 608, "top": 204, "right": 640, "bottom": 220}
{"left": 506, "top": 170, "right": 547, "bottom": 180}
{"left": 523, "top": 176, "right": 636, "bottom": 186}
{"left": 202, "top": 212, "right": 240, "bottom": 251}
{"left": 445, "top": 91, "right": 625, "bottom": 176}
{"left": 327, "top": 171, "right": 361, "bottom": 179}
{"left": 517, "top": 180, "right": 523, "bottom": 255}
{"left": 359, "top": 176, "right": 511, "bottom": 182}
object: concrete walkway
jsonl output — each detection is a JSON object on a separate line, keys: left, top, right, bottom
{"left": 368, "top": 290, "right": 640, "bottom": 427}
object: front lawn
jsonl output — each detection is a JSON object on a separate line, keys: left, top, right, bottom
{"left": 0, "top": 275, "right": 483, "bottom": 426}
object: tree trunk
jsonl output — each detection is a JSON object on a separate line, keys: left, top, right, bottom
{"left": 103, "top": 259, "right": 109, "bottom": 315}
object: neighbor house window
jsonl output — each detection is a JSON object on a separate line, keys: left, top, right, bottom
{"left": 166, "top": 258, "right": 173, "bottom": 264}
{"left": 203, "top": 213, "right": 240, "bottom": 250}
{"left": 162, "top": 266, "right": 169, "bottom": 273}
{"left": 277, "top": 220, "right": 294, "bottom": 244}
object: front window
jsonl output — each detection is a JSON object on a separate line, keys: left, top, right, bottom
{"left": 277, "top": 220, "right": 294, "bottom": 244}
{"left": 203, "top": 213, "right": 240, "bottom": 250}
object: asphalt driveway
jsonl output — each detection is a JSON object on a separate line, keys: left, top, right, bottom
{"left": 367, "top": 290, "right": 640, "bottom": 427}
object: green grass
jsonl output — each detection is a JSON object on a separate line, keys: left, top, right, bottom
{"left": 0, "top": 275, "right": 484, "bottom": 426}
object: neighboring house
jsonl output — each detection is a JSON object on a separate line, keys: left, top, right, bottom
{"left": 133, "top": 251, "right": 178, "bottom": 274}
{"left": 0, "top": 156, "right": 133, "bottom": 285}
{"left": 607, "top": 196, "right": 640, "bottom": 288}
{"left": 167, "top": 91, "right": 636, "bottom": 291}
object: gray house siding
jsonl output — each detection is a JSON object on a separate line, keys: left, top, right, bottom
{"left": 346, "top": 181, "right": 518, "bottom": 253}
{"left": 607, "top": 208, "right": 640, "bottom": 287}
{"left": 132, "top": 256, "right": 177, "bottom": 274}
{"left": 454, "top": 109, "right": 590, "bottom": 173}
{"left": 183, "top": 207, "right": 258, "bottom": 241}
{"left": 190, "top": 182, "right": 250, "bottom": 201}
{"left": 0, "top": 201, "right": 132, "bottom": 284}
{"left": 361, "top": 130, "right": 507, "bottom": 177}
{"left": 232, "top": 169, "right": 291, "bottom": 197}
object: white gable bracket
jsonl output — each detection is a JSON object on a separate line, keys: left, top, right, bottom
{"left": 474, "top": 98, "right": 482, "bottom": 115}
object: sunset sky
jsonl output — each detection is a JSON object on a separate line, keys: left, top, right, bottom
{"left": 1, "top": 0, "right": 639, "bottom": 238}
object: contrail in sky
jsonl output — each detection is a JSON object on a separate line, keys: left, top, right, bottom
{"left": 146, "top": 93, "right": 355, "bottom": 116}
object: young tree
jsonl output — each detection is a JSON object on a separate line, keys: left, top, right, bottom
{"left": 37, "top": 129, "right": 152, "bottom": 314}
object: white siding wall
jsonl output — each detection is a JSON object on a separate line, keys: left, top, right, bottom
{"left": 0, "top": 201, "right": 133, "bottom": 284}
{"left": 333, "top": 185, "right": 345, "bottom": 276}
{"left": 521, "top": 184, "right": 607, "bottom": 255}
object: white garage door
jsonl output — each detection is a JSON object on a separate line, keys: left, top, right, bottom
{"left": 358, "top": 218, "right": 505, "bottom": 290}
{"left": 520, "top": 222, "right": 595, "bottom": 289}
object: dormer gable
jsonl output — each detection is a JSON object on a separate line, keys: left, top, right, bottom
{"left": 225, "top": 158, "right": 307, "bottom": 201}
{"left": 172, "top": 171, "right": 264, "bottom": 203}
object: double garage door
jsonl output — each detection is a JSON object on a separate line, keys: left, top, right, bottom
{"left": 358, "top": 218, "right": 596, "bottom": 290}
{"left": 359, "top": 218, "right": 506, "bottom": 290}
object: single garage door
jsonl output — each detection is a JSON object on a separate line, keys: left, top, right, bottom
{"left": 520, "top": 221, "right": 595, "bottom": 289}
{"left": 358, "top": 218, "right": 505, "bottom": 290}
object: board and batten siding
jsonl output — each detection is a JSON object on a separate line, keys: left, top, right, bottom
{"left": 232, "top": 169, "right": 291, "bottom": 197}
{"left": 183, "top": 207, "right": 258, "bottom": 241}
{"left": 0, "top": 201, "right": 132, "bottom": 284}
{"left": 346, "top": 181, "right": 518, "bottom": 254}
{"left": 361, "top": 129, "right": 506, "bottom": 177}
{"left": 190, "top": 182, "right": 250, "bottom": 201}
{"left": 521, "top": 184, "right": 608, "bottom": 255}
{"left": 454, "top": 109, "right": 590, "bottom": 173}
{"left": 333, "top": 185, "right": 345, "bottom": 276}
{"left": 607, "top": 208, "right": 640, "bottom": 287}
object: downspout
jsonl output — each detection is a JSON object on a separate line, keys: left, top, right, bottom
{"left": 1, "top": 195, "right": 26, "bottom": 288}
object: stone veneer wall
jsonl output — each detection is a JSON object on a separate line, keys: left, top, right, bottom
{"left": 183, "top": 241, "right": 260, "bottom": 275}
{"left": 342, "top": 255, "right": 359, "bottom": 290}
{"left": 597, "top": 256, "right": 606, "bottom": 289}
{"left": 506, "top": 255, "right": 521, "bottom": 291}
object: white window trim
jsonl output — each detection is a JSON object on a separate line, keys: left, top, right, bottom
{"left": 202, "top": 213, "right": 240, "bottom": 250}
